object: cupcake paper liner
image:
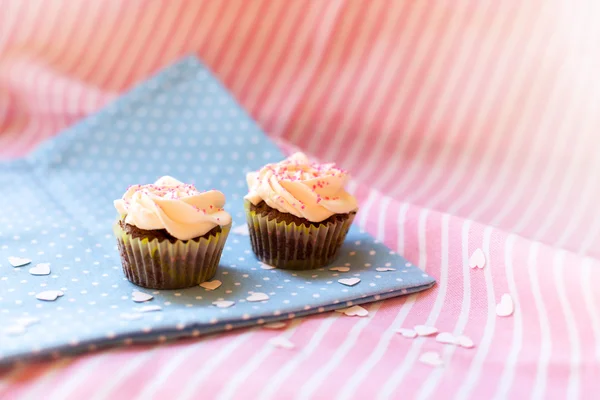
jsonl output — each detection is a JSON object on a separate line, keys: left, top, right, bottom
{"left": 114, "top": 222, "right": 231, "bottom": 289}
{"left": 245, "top": 202, "right": 355, "bottom": 270}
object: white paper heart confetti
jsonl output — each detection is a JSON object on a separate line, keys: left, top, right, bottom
{"left": 29, "top": 263, "right": 51, "bottom": 276}
{"left": 36, "top": 290, "right": 64, "bottom": 301}
{"left": 200, "top": 280, "right": 222, "bottom": 291}
{"left": 120, "top": 313, "right": 143, "bottom": 320}
{"left": 232, "top": 224, "right": 250, "bottom": 236}
{"left": 419, "top": 351, "right": 444, "bottom": 367}
{"left": 496, "top": 293, "right": 514, "bottom": 317}
{"left": 335, "top": 305, "right": 368, "bottom": 317}
{"left": 375, "top": 267, "right": 396, "bottom": 272}
{"left": 396, "top": 328, "right": 417, "bottom": 338}
{"left": 8, "top": 256, "right": 31, "bottom": 267}
{"left": 264, "top": 322, "right": 287, "bottom": 329}
{"left": 135, "top": 305, "right": 162, "bottom": 313}
{"left": 457, "top": 335, "right": 475, "bottom": 348}
{"left": 414, "top": 325, "right": 438, "bottom": 336}
{"left": 330, "top": 266, "right": 350, "bottom": 272}
{"left": 131, "top": 291, "right": 153, "bottom": 303}
{"left": 260, "top": 263, "right": 276, "bottom": 270}
{"left": 3, "top": 325, "right": 26, "bottom": 336}
{"left": 338, "top": 277, "right": 361, "bottom": 286}
{"left": 469, "top": 248, "right": 485, "bottom": 269}
{"left": 212, "top": 300, "right": 235, "bottom": 308}
{"left": 269, "top": 336, "right": 295, "bottom": 349}
{"left": 435, "top": 332, "right": 458, "bottom": 345}
{"left": 247, "top": 292, "right": 269, "bottom": 302}
{"left": 14, "top": 317, "right": 40, "bottom": 327}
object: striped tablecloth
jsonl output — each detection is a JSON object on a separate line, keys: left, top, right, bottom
{"left": 1, "top": 1, "right": 599, "bottom": 398}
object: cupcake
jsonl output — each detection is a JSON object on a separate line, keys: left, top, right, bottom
{"left": 244, "top": 152, "right": 358, "bottom": 270}
{"left": 113, "top": 176, "right": 232, "bottom": 289}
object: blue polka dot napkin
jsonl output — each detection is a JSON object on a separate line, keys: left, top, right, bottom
{"left": 0, "top": 56, "right": 435, "bottom": 364}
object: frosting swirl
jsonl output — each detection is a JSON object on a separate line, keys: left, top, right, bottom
{"left": 114, "top": 176, "right": 231, "bottom": 240}
{"left": 244, "top": 152, "right": 358, "bottom": 222}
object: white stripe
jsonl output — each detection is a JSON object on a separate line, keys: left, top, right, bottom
{"left": 532, "top": 79, "right": 598, "bottom": 242}
{"left": 357, "top": 190, "right": 377, "bottom": 231}
{"left": 227, "top": 0, "right": 290, "bottom": 92}
{"left": 374, "top": 1, "right": 480, "bottom": 195}
{"left": 108, "top": 3, "right": 164, "bottom": 90}
{"left": 396, "top": 203, "right": 409, "bottom": 256}
{"left": 453, "top": 6, "right": 556, "bottom": 221}
{"left": 493, "top": 235, "right": 525, "bottom": 399}
{"left": 137, "top": 341, "right": 206, "bottom": 400}
{"left": 284, "top": 2, "right": 368, "bottom": 145}
{"left": 334, "top": 2, "right": 409, "bottom": 169}
{"left": 335, "top": 296, "right": 417, "bottom": 400}
{"left": 267, "top": 1, "right": 346, "bottom": 137}
{"left": 581, "top": 258, "right": 600, "bottom": 362}
{"left": 20, "top": 359, "right": 72, "bottom": 400}
{"left": 214, "top": 321, "right": 302, "bottom": 400}
{"left": 177, "top": 330, "right": 256, "bottom": 400}
{"left": 527, "top": 242, "right": 551, "bottom": 400}
{"left": 297, "top": 303, "right": 383, "bottom": 399}
{"left": 492, "top": 49, "right": 589, "bottom": 230}
{"left": 89, "top": 348, "right": 163, "bottom": 400}
{"left": 304, "top": 1, "right": 387, "bottom": 156}
{"left": 414, "top": 219, "right": 473, "bottom": 400}
{"left": 455, "top": 226, "right": 497, "bottom": 400}
{"left": 421, "top": 2, "right": 548, "bottom": 213}
{"left": 579, "top": 211, "right": 600, "bottom": 254}
{"left": 246, "top": 2, "right": 346, "bottom": 118}
{"left": 554, "top": 251, "right": 581, "bottom": 400}
{"left": 259, "top": 316, "right": 340, "bottom": 400}
{"left": 376, "top": 196, "right": 392, "bottom": 241}
{"left": 351, "top": 2, "right": 429, "bottom": 183}
{"left": 320, "top": 4, "right": 400, "bottom": 162}
{"left": 378, "top": 213, "right": 453, "bottom": 400}
{"left": 46, "top": 354, "right": 109, "bottom": 400}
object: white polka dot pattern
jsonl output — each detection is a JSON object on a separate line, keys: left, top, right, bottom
{"left": 0, "top": 57, "right": 434, "bottom": 364}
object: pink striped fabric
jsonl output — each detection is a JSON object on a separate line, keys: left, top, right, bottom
{"left": 1, "top": 1, "right": 599, "bottom": 398}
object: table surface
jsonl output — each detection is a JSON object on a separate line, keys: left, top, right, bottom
{"left": 1, "top": 1, "right": 599, "bottom": 399}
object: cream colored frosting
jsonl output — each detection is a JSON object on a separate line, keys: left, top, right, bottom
{"left": 244, "top": 152, "right": 358, "bottom": 222}
{"left": 114, "top": 176, "right": 231, "bottom": 240}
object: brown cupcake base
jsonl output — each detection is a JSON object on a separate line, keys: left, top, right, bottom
{"left": 114, "top": 221, "right": 231, "bottom": 290}
{"left": 245, "top": 201, "right": 356, "bottom": 270}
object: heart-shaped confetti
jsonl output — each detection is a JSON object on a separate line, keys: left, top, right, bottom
{"left": 496, "top": 293, "right": 514, "bottom": 317}
{"left": 120, "top": 313, "right": 143, "bottom": 320}
{"left": 335, "top": 305, "right": 368, "bottom": 317}
{"left": 199, "top": 280, "right": 222, "bottom": 291}
{"left": 469, "top": 248, "right": 485, "bottom": 269}
{"left": 414, "top": 325, "right": 438, "bottom": 336}
{"left": 419, "top": 351, "right": 444, "bottom": 367}
{"left": 435, "top": 332, "right": 458, "bottom": 345}
{"left": 268, "top": 336, "right": 295, "bottom": 350}
{"left": 247, "top": 292, "right": 269, "bottom": 302}
{"left": 14, "top": 317, "right": 40, "bottom": 327}
{"left": 264, "top": 322, "right": 287, "bottom": 329}
{"left": 338, "top": 277, "right": 361, "bottom": 287}
{"left": 29, "top": 263, "right": 51, "bottom": 276}
{"left": 375, "top": 267, "right": 396, "bottom": 272}
{"left": 3, "top": 325, "right": 26, "bottom": 336}
{"left": 330, "top": 266, "right": 350, "bottom": 272}
{"left": 131, "top": 291, "right": 153, "bottom": 303}
{"left": 457, "top": 335, "right": 475, "bottom": 348}
{"left": 232, "top": 224, "right": 249, "bottom": 236}
{"left": 259, "top": 263, "right": 276, "bottom": 270}
{"left": 212, "top": 300, "right": 235, "bottom": 308}
{"left": 8, "top": 256, "right": 31, "bottom": 268}
{"left": 135, "top": 305, "right": 162, "bottom": 313}
{"left": 396, "top": 328, "right": 417, "bottom": 338}
{"left": 36, "top": 290, "right": 64, "bottom": 301}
